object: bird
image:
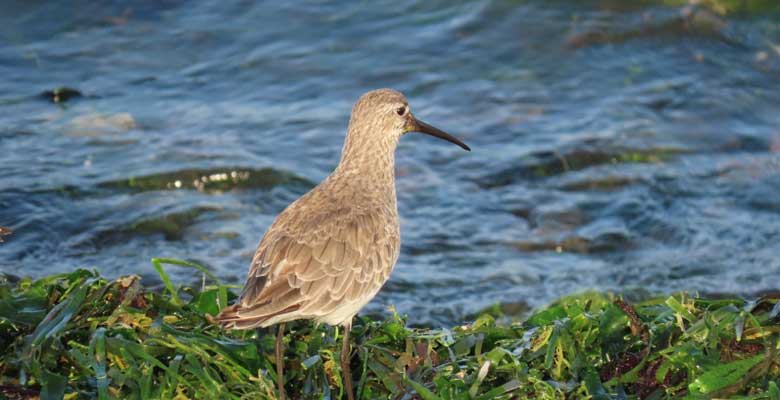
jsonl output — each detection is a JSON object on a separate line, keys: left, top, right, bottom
{"left": 216, "top": 88, "right": 470, "bottom": 400}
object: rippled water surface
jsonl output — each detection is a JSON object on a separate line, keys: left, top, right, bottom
{"left": 2, "top": 1, "right": 780, "bottom": 325}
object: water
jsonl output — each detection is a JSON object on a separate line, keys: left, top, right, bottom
{"left": 1, "top": 1, "right": 779, "bottom": 326}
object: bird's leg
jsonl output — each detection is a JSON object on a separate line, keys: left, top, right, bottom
{"left": 276, "top": 322, "right": 286, "bottom": 400}
{"left": 341, "top": 322, "right": 354, "bottom": 400}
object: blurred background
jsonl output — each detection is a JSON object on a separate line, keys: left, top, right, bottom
{"left": 1, "top": 0, "right": 779, "bottom": 326}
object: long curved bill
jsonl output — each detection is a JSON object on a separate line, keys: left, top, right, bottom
{"left": 411, "top": 118, "right": 471, "bottom": 151}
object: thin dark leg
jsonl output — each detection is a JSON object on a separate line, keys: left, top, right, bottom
{"left": 341, "top": 323, "right": 354, "bottom": 400}
{"left": 276, "top": 322, "right": 286, "bottom": 400}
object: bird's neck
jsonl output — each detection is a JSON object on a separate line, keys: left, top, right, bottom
{"left": 334, "top": 130, "right": 398, "bottom": 196}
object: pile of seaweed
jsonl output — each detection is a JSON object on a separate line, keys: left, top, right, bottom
{"left": 1, "top": 259, "right": 778, "bottom": 399}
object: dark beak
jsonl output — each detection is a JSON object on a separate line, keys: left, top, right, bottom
{"left": 411, "top": 118, "right": 471, "bottom": 151}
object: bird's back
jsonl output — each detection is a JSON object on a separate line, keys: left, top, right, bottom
{"left": 217, "top": 173, "right": 400, "bottom": 329}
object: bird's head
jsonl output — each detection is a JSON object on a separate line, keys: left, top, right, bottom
{"left": 346, "top": 88, "right": 470, "bottom": 152}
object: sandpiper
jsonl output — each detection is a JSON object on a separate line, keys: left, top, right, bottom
{"left": 216, "top": 88, "right": 470, "bottom": 399}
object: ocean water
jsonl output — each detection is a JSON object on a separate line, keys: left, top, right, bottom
{"left": 1, "top": 0, "right": 779, "bottom": 325}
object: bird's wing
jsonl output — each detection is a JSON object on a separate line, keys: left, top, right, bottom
{"left": 226, "top": 200, "right": 399, "bottom": 326}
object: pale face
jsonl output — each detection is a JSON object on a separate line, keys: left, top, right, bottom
{"left": 349, "top": 89, "right": 470, "bottom": 151}
{"left": 350, "top": 89, "right": 410, "bottom": 141}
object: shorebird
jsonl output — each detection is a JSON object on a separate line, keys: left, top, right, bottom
{"left": 216, "top": 88, "right": 469, "bottom": 399}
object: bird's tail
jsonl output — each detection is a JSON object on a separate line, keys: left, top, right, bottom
{"left": 216, "top": 302, "right": 300, "bottom": 330}
{"left": 215, "top": 304, "right": 265, "bottom": 330}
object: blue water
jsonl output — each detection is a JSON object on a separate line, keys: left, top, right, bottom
{"left": 1, "top": 1, "right": 780, "bottom": 325}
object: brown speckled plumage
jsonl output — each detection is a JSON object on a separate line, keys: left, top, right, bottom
{"left": 217, "top": 89, "right": 405, "bottom": 330}
{"left": 216, "top": 89, "right": 469, "bottom": 400}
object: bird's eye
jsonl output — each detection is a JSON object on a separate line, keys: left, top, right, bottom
{"left": 396, "top": 106, "right": 406, "bottom": 116}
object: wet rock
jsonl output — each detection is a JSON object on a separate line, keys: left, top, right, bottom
{"left": 0, "top": 226, "right": 11, "bottom": 243}
{"left": 513, "top": 228, "right": 631, "bottom": 254}
{"left": 478, "top": 146, "right": 684, "bottom": 189}
{"left": 127, "top": 207, "right": 216, "bottom": 240}
{"left": 559, "top": 176, "right": 640, "bottom": 191}
{"left": 41, "top": 87, "right": 82, "bottom": 103}
{"left": 98, "top": 167, "right": 313, "bottom": 194}
{"left": 720, "top": 135, "right": 771, "bottom": 152}
{"left": 67, "top": 113, "right": 136, "bottom": 136}
{"left": 586, "top": 230, "right": 633, "bottom": 253}
{"left": 532, "top": 208, "right": 586, "bottom": 232}
{"left": 566, "top": 6, "right": 734, "bottom": 49}
{"left": 510, "top": 207, "right": 532, "bottom": 220}
{"left": 514, "top": 236, "right": 590, "bottom": 254}
{"left": 86, "top": 206, "right": 220, "bottom": 246}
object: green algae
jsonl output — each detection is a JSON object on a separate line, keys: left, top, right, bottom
{"left": 1, "top": 264, "right": 778, "bottom": 399}
{"left": 98, "top": 167, "right": 313, "bottom": 194}
{"left": 127, "top": 207, "right": 219, "bottom": 241}
{"left": 480, "top": 147, "right": 686, "bottom": 189}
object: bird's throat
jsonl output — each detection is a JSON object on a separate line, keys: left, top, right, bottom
{"left": 337, "top": 131, "right": 398, "bottom": 190}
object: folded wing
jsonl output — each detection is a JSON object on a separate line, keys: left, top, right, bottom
{"left": 217, "top": 201, "right": 399, "bottom": 329}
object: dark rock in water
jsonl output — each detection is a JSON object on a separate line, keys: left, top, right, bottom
{"left": 41, "top": 87, "right": 83, "bottom": 103}
{"left": 477, "top": 145, "right": 685, "bottom": 189}
{"left": 0, "top": 226, "right": 11, "bottom": 243}
{"left": 98, "top": 167, "right": 313, "bottom": 194}
{"left": 513, "top": 230, "right": 632, "bottom": 255}
{"left": 559, "top": 176, "right": 641, "bottom": 192}
{"left": 80, "top": 206, "right": 221, "bottom": 247}
{"left": 566, "top": 6, "right": 738, "bottom": 49}
{"left": 126, "top": 207, "right": 218, "bottom": 241}
{"left": 0, "top": 272, "right": 21, "bottom": 285}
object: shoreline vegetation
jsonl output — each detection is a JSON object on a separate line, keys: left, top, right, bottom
{"left": 1, "top": 259, "right": 778, "bottom": 399}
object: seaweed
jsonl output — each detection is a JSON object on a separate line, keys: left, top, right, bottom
{"left": 1, "top": 262, "right": 778, "bottom": 399}
{"left": 97, "top": 168, "right": 313, "bottom": 194}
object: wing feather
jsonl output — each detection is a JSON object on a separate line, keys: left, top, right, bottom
{"left": 220, "top": 191, "right": 399, "bottom": 329}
